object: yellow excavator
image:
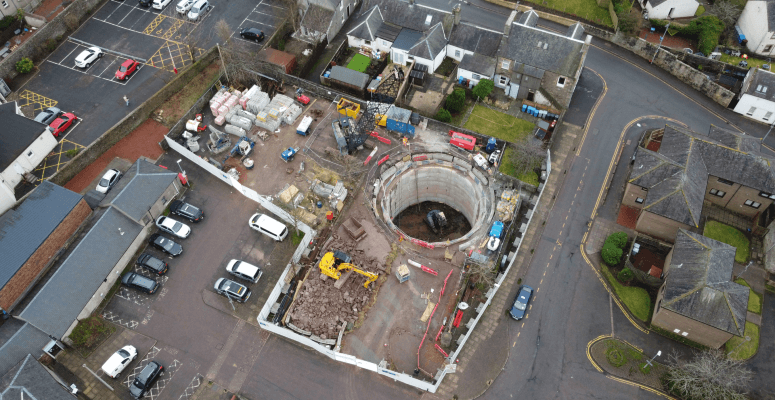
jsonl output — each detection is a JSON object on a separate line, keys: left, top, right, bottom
{"left": 318, "top": 250, "right": 378, "bottom": 288}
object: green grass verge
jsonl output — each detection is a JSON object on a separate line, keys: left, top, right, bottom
{"left": 735, "top": 278, "right": 763, "bottom": 314}
{"left": 695, "top": 5, "right": 705, "bottom": 16}
{"left": 601, "top": 265, "right": 651, "bottom": 322}
{"left": 703, "top": 221, "right": 750, "bottom": 263}
{"left": 523, "top": 0, "right": 612, "bottom": 26}
{"left": 725, "top": 322, "right": 759, "bottom": 360}
{"left": 463, "top": 104, "right": 534, "bottom": 143}
{"left": 347, "top": 54, "right": 371, "bottom": 73}
{"left": 291, "top": 230, "right": 304, "bottom": 246}
{"left": 499, "top": 147, "right": 540, "bottom": 186}
{"left": 766, "top": 283, "right": 775, "bottom": 294}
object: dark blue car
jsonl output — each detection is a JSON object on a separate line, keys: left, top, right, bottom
{"left": 509, "top": 285, "right": 534, "bottom": 320}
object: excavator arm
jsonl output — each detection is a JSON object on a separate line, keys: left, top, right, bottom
{"left": 318, "top": 252, "right": 378, "bottom": 288}
{"left": 336, "top": 263, "right": 378, "bottom": 288}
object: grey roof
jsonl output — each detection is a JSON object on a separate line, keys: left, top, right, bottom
{"left": 661, "top": 229, "right": 749, "bottom": 337}
{"left": 0, "top": 181, "right": 83, "bottom": 290}
{"left": 328, "top": 66, "right": 370, "bottom": 89}
{"left": 301, "top": 4, "right": 334, "bottom": 34}
{"left": 648, "top": 0, "right": 670, "bottom": 7}
{"left": 459, "top": 53, "right": 496, "bottom": 77}
{"left": 630, "top": 124, "right": 775, "bottom": 226}
{"left": 0, "top": 320, "right": 51, "bottom": 377}
{"left": 376, "top": 22, "right": 401, "bottom": 42}
{"left": 100, "top": 159, "right": 178, "bottom": 223}
{"left": 308, "top": 0, "right": 337, "bottom": 10}
{"left": 373, "top": 0, "right": 447, "bottom": 31}
{"left": 742, "top": 67, "right": 775, "bottom": 101}
{"left": 347, "top": 6, "right": 383, "bottom": 41}
{"left": 19, "top": 207, "right": 143, "bottom": 338}
{"left": 0, "top": 102, "right": 47, "bottom": 171}
{"left": 392, "top": 28, "right": 423, "bottom": 51}
{"left": 447, "top": 23, "right": 502, "bottom": 57}
{"left": 707, "top": 125, "right": 762, "bottom": 153}
{"left": 0, "top": 354, "right": 74, "bottom": 400}
{"left": 566, "top": 22, "right": 585, "bottom": 40}
{"left": 500, "top": 23, "right": 585, "bottom": 77}
{"left": 408, "top": 23, "right": 447, "bottom": 60}
{"left": 517, "top": 10, "right": 538, "bottom": 27}
{"left": 386, "top": 104, "right": 411, "bottom": 123}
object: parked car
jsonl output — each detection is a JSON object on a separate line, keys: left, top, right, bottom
{"left": 226, "top": 259, "right": 262, "bottom": 283}
{"left": 152, "top": 0, "right": 172, "bottom": 9}
{"left": 34, "top": 106, "right": 62, "bottom": 125}
{"left": 121, "top": 272, "right": 159, "bottom": 294}
{"left": 187, "top": 0, "right": 211, "bottom": 20}
{"left": 509, "top": 285, "right": 534, "bottom": 320}
{"left": 115, "top": 59, "right": 139, "bottom": 80}
{"left": 148, "top": 233, "right": 183, "bottom": 256}
{"left": 129, "top": 361, "right": 163, "bottom": 399}
{"left": 240, "top": 27, "right": 264, "bottom": 42}
{"left": 156, "top": 216, "right": 191, "bottom": 239}
{"left": 96, "top": 169, "right": 121, "bottom": 194}
{"left": 169, "top": 199, "right": 204, "bottom": 222}
{"left": 136, "top": 253, "right": 169, "bottom": 275}
{"left": 74, "top": 46, "right": 103, "bottom": 68}
{"left": 48, "top": 112, "right": 76, "bottom": 137}
{"left": 138, "top": 0, "right": 152, "bottom": 6}
{"left": 249, "top": 213, "right": 288, "bottom": 241}
{"left": 101, "top": 345, "right": 138, "bottom": 378}
{"left": 176, "top": 0, "right": 195, "bottom": 13}
{"left": 214, "top": 278, "right": 251, "bottom": 302}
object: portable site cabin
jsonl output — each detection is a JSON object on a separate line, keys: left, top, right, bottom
{"left": 385, "top": 104, "right": 415, "bottom": 138}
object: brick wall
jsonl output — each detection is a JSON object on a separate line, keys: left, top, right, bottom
{"left": 635, "top": 211, "right": 691, "bottom": 243}
{"left": 651, "top": 304, "right": 733, "bottom": 349}
{"left": 0, "top": 199, "right": 91, "bottom": 311}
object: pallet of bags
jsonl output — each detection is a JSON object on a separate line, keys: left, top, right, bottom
{"left": 282, "top": 104, "right": 303, "bottom": 125}
{"left": 224, "top": 124, "right": 247, "bottom": 137}
{"left": 214, "top": 115, "right": 226, "bottom": 126}
{"left": 236, "top": 109, "right": 256, "bottom": 121}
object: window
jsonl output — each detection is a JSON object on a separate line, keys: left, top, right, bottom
{"left": 501, "top": 60, "right": 509, "bottom": 69}
{"left": 499, "top": 76, "right": 509, "bottom": 85}
{"left": 557, "top": 76, "right": 566, "bottom": 87}
{"left": 747, "top": 106, "right": 757, "bottom": 116}
{"left": 744, "top": 199, "right": 762, "bottom": 208}
{"left": 382, "top": 39, "right": 389, "bottom": 46}
{"left": 26, "top": 150, "right": 34, "bottom": 158}
{"left": 766, "top": 111, "right": 773, "bottom": 121}
{"left": 364, "top": 40, "right": 371, "bottom": 45}
{"left": 1, "top": 1, "right": 7, "bottom": 8}
{"left": 472, "top": 73, "right": 482, "bottom": 80}
{"left": 760, "top": 191, "right": 773, "bottom": 198}
{"left": 717, "top": 178, "right": 734, "bottom": 186}
{"left": 709, "top": 188, "right": 726, "bottom": 197}
{"left": 455, "top": 50, "right": 460, "bottom": 58}
{"left": 635, "top": 197, "right": 644, "bottom": 204}
{"left": 766, "top": 45, "right": 774, "bottom": 53}
{"left": 756, "top": 84, "right": 768, "bottom": 94}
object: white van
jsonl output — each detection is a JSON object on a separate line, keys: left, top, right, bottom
{"left": 249, "top": 213, "right": 288, "bottom": 241}
{"left": 176, "top": 0, "right": 195, "bottom": 13}
{"left": 187, "top": 0, "right": 211, "bottom": 21}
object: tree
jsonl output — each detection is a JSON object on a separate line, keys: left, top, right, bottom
{"left": 281, "top": 0, "right": 302, "bottom": 33}
{"left": 665, "top": 349, "right": 753, "bottom": 400}
{"left": 706, "top": 1, "right": 741, "bottom": 32}
{"left": 508, "top": 138, "right": 545, "bottom": 178}
{"left": 616, "top": 9, "right": 638, "bottom": 36}
{"left": 445, "top": 88, "right": 465, "bottom": 113}
{"left": 601, "top": 243, "right": 623, "bottom": 266}
{"left": 472, "top": 79, "right": 494, "bottom": 100}
{"left": 605, "top": 232, "right": 628, "bottom": 249}
{"left": 16, "top": 57, "right": 33, "bottom": 74}
{"left": 617, "top": 267, "right": 634, "bottom": 283}
{"left": 214, "top": 18, "right": 264, "bottom": 85}
{"left": 435, "top": 108, "right": 451, "bottom": 122}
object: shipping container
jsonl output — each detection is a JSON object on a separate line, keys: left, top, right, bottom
{"left": 449, "top": 130, "right": 476, "bottom": 151}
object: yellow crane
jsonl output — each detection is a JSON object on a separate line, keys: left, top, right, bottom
{"left": 318, "top": 251, "right": 378, "bottom": 288}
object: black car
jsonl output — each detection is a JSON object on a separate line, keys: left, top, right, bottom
{"left": 138, "top": 0, "right": 151, "bottom": 6}
{"left": 136, "top": 253, "right": 169, "bottom": 275}
{"left": 129, "top": 361, "right": 163, "bottom": 399}
{"left": 121, "top": 273, "right": 159, "bottom": 294}
{"left": 240, "top": 27, "right": 264, "bottom": 42}
{"left": 148, "top": 233, "right": 183, "bottom": 256}
{"left": 509, "top": 285, "right": 534, "bottom": 320}
{"left": 169, "top": 199, "right": 204, "bottom": 222}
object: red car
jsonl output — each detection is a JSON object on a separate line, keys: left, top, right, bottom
{"left": 48, "top": 112, "right": 76, "bottom": 137}
{"left": 115, "top": 59, "right": 139, "bottom": 80}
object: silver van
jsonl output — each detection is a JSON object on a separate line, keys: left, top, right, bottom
{"left": 187, "top": 0, "right": 211, "bottom": 21}
{"left": 249, "top": 213, "right": 288, "bottom": 241}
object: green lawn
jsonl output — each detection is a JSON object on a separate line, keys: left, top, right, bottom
{"left": 695, "top": 5, "right": 705, "bottom": 16}
{"left": 719, "top": 54, "right": 769, "bottom": 70}
{"left": 523, "top": 0, "right": 612, "bottom": 27}
{"left": 347, "top": 54, "right": 371, "bottom": 73}
{"left": 464, "top": 105, "right": 534, "bottom": 143}
{"left": 500, "top": 147, "right": 540, "bottom": 186}
{"left": 735, "top": 278, "right": 763, "bottom": 314}
{"left": 726, "top": 322, "right": 759, "bottom": 360}
{"left": 703, "top": 221, "right": 750, "bottom": 264}
{"left": 601, "top": 265, "right": 652, "bottom": 322}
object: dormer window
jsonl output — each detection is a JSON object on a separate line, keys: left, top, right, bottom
{"left": 756, "top": 84, "right": 768, "bottom": 94}
{"left": 501, "top": 60, "right": 509, "bottom": 69}
{"left": 425, "top": 15, "right": 432, "bottom": 25}
{"left": 536, "top": 41, "right": 542, "bottom": 48}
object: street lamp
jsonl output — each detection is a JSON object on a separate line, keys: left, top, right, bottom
{"left": 643, "top": 350, "right": 662, "bottom": 369}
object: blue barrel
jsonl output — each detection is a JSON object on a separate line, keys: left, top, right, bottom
{"left": 521, "top": 104, "right": 528, "bottom": 112}
{"left": 317, "top": 201, "right": 323, "bottom": 208}
{"left": 486, "top": 137, "right": 497, "bottom": 153}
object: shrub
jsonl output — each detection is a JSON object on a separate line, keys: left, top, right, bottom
{"left": 45, "top": 38, "right": 57, "bottom": 51}
{"left": 16, "top": 57, "right": 33, "bottom": 74}
{"left": 650, "top": 16, "right": 724, "bottom": 55}
{"left": 605, "top": 232, "right": 628, "bottom": 249}
{"left": 602, "top": 243, "right": 623, "bottom": 266}
{"left": 445, "top": 88, "right": 465, "bottom": 113}
{"left": 435, "top": 108, "right": 452, "bottom": 122}
{"left": 0, "top": 16, "right": 15, "bottom": 30}
{"left": 472, "top": 79, "right": 494, "bottom": 99}
{"left": 618, "top": 267, "right": 634, "bottom": 283}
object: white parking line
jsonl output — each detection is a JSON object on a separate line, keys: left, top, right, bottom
{"left": 243, "top": 18, "right": 275, "bottom": 28}
{"left": 46, "top": 59, "right": 130, "bottom": 85}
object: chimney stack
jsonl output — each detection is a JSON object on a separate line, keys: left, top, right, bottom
{"left": 409, "top": 0, "right": 414, "bottom": 5}
{"left": 453, "top": 4, "right": 461, "bottom": 25}
{"left": 504, "top": 10, "right": 517, "bottom": 36}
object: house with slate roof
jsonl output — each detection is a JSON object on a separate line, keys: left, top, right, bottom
{"left": 623, "top": 124, "right": 775, "bottom": 242}
{"left": 406, "top": 22, "right": 447, "bottom": 72}
{"left": 738, "top": 1, "right": 775, "bottom": 56}
{"left": 494, "top": 10, "right": 589, "bottom": 108}
{"left": 446, "top": 22, "right": 504, "bottom": 86}
{"left": 297, "top": 0, "right": 360, "bottom": 44}
{"left": 733, "top": 67, "right": 775, "bottom": 123}
{"left": 0, "top": 354, "right": 77, "bottom": 399}
{"left": 346, "top": 5, "right": 390, "bottom": 53}
{"left": 0, "top": 101, "right": 58, "bottom": 215}
{"left": 652, "top": 229, "right": 749, "bottom": 348}
{"left": 639, "top": 0, "right": 699, "bottom": 20}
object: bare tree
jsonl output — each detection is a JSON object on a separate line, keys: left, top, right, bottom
{"left": 466, "top": 260, "right": 496, "bottom": 290}
{"left": 213, "top": 18, "right": 264, "bottom": 85}
{"left": 508, "top": 138, "right": 546, "bottom": 179}
{"left": 707, "top": 1, "right": 742, "bottom": 29}
{"left": 280, "top": 0, "right": 302, "bottom": 33}
{"left": 665, "top": 349, "right": 753, "bottom": 400}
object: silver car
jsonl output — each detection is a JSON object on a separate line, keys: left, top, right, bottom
{"left": 155, "top": 216, "right": 191, "bottom": 239}
{"left": 34, "top": 107, "right": 62, "bottom": 125}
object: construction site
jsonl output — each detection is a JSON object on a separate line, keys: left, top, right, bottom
{"left": 168, "top": 68, "right": 541, "bottom": 388}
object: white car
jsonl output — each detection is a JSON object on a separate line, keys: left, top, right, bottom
{"left": 156, "top": 216, "right": 191, "bottom": 239}
{"left": 176, "top": 0, "right": 195, "bottom": 13}
{"left": 152, "top": 0, "right": 172, "bottom": 9}
{"left": 187, "top": 0, "right": 211, "bottom": 20}
{"left": 75, "top": 46, "right": 103, "bottom": 68}
{"left": 226, "top": 259, "right": 262, "bottom": 283}
{"left": 96, "top": 169, "right": 121, "bottom": 194}
{"left": 101, "top": 345, "right": 137, "bottom": 378}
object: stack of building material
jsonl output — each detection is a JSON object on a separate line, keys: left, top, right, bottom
{"left": 254, "top": 94, "right": 294, "bottom": 132}
{"left": 210, "top": 88, "right": 229, "bottom": 116}
{"left": 240, "top": 85, "right": 261, "bottom": 109}
{"left": 224, "top": 124, "right": 247, "bottom": 137}
{"left": 247, "top": 92, "right": 270, "bottom": 114}
{"left": 496, "top": 189, "right": 520, "bottom": 222}
{"left": 282, "top": 104, "right": 303, "bottom": 125}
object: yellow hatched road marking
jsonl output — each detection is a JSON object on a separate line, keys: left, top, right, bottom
{"left": 144, "top": 14, "right": 166, "bottom": 35}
